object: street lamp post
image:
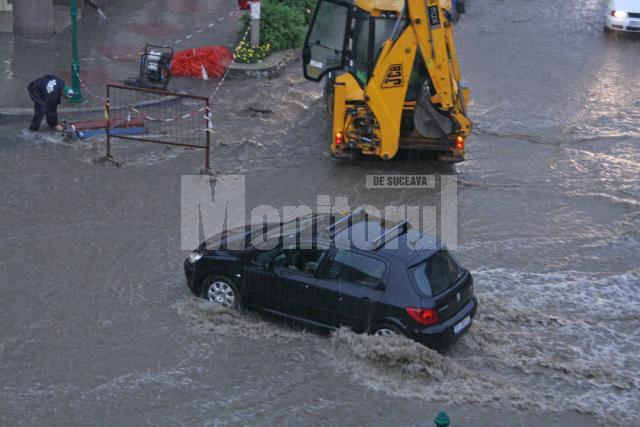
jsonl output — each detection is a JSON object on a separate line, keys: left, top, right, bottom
{"left": 69, "top": 0, "right": 84, "bottom": 104}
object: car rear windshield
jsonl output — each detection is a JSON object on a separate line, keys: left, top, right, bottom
{"left": 411, "top": 250, "right": 463, "bottom": 297}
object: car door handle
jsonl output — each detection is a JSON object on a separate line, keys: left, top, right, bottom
{"left": 361, "top": 297, "right": 372, "bottom": 304}
{"left": 298, "top": 283, "right": 310, "bottom": 289}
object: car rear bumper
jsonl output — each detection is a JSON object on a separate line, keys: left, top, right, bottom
{"left": 415, "top": 296, "right": 478, "bottom": 349}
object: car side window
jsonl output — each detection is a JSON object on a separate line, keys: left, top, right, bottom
{"left": 256, "top": 245, "right": 328, "bottom": 275}
{"left": 253, "top": 246, "right": 281, "bottom": 266}
{"left": 324, "top": 250, "right": 386, "bottom": 288}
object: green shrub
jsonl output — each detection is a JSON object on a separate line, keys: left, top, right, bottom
{"left": 239, "top": 0, "right": 318, "bottom": 51}
{"left": 277, "top": 0, "right": 317, "bottom": 23}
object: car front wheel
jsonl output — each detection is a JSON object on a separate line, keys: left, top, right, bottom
{"left": 201, "top": 276, "right": 241, "bottom": 310}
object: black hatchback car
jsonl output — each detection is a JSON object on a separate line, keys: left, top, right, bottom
{"left": 184, "top": 210, "right": 477, "bottom": 349}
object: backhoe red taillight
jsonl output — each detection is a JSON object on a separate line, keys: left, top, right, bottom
{"left": 455, "top": 136, "right": 465, "bottom": 150}
{"left": 335, "top": 131, "right": 344, "bottom": 146}
{"left": 406, "top": 307, "right": 440, "bottom": 326}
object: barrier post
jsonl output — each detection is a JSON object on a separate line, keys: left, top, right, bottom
{"left": 205, "top": 101, "right": 211, "bottom": 173}
{"left": 105, "top": 88, "right": 111, "bottom": 159}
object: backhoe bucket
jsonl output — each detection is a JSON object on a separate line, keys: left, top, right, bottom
{"left": 413, "top": 82, "right": 454, "bottom": 139}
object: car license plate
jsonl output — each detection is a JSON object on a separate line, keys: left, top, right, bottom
{"left": 629, "top": 21, "right": 640, "bottom": 27}
{"left": 453, "top": 315, "right": 471, "bottom": 335}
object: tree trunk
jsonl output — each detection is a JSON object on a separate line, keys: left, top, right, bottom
{"left": 13, "top": 0, "right": 55, "bottom": 39}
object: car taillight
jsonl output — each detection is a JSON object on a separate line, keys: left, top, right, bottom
{"left": 335, "top": 131, "right": 344, "bottom": 146}
{"left": 406, "top": 307, "right": 440, "bottom": 326}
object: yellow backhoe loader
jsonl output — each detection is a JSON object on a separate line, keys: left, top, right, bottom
{"left": 303, "top": 0, "right": 471, "bottom": 162}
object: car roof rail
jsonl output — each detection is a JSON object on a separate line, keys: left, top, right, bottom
{"left": 370, "top": 219, "right": 411, "bottom": 250}
{"left": 325, "top": 206, "right": 366, "bottom": 237}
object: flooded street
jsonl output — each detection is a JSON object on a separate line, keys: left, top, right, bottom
{"left": 1, "top": 0, "right": 639, "bottom": 425}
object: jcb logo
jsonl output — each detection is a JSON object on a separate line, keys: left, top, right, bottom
{"left": 381, "top": 64, "right": 403, "bottom": 88}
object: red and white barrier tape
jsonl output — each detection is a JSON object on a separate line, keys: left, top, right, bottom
{"left": 118, "top": 24, "right": 251, "bottom": 126}
{"left": 71, "top": 17, "right": 252, "bottom": 133}
{"left": 80, "top": 11, "right": 236, "bottom": 62}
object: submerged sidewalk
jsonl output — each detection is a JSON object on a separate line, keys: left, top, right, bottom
{"left": 0, "top": 0, "right": 241, "bottom": 114}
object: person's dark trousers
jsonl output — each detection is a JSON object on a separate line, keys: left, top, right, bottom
{"left": 28, "top": 88, "right": 46, "bottom": 131}
{"left": 44, "top": 105, "right": 58, "bottom": 127}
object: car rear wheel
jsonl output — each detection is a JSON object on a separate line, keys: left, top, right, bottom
{"left": 201, "top": 276, "right": 241, "bottom": 310}
{"left": 372, "top": 325, "right": 400, "bottom": 337}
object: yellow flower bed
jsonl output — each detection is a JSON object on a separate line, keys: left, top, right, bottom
{"left": 234, "top": 40, "right": 272, "bottom": 64}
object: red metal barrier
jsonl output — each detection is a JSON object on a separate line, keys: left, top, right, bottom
{"left": 105, "top": 81, "right": 211, "bottom": 173}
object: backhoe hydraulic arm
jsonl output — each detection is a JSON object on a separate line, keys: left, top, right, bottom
{"left": 303, "top": 0, "right": 472, "bottom": 162}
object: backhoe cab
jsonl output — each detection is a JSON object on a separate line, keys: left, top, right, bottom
{"left": 303, "top": 0, "right": 471, "bottom": 162}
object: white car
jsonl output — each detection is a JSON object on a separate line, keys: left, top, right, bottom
{"left": 605, "top": 0, "right": 640, "bottom": 32}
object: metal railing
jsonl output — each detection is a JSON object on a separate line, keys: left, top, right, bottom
{"left": 105, "top": 81, "right": 212, "bottom": 172}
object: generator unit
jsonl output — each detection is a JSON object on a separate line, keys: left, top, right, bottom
{"left": 125, "top": 45, "right": 173, "bottom": 90}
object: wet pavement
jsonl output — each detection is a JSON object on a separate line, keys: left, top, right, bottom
{"left": 1, "top": 0, "right": 639, "bottom": 426}
{"left": 0, "top": 0, "right": 240, "bottom": 110}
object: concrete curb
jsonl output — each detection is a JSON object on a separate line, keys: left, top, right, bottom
{"left": 2, "top": 103, "right": 111, "bottom": 117}
{"left": 228, "top": 49, "right": 296, "bottom": 79}
{"left": 0, "top": 93, "right": 179, "bottom": 117}
{"left": 1, "top": 50, "right": 298, "bottom": 116}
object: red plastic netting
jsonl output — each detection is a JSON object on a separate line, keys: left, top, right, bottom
{"left": 171, "top": 46, "right": 234, "bottom": 80}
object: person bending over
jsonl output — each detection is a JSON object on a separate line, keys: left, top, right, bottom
{"left": 27, "top": 75, "right": 74, "bottom": 131}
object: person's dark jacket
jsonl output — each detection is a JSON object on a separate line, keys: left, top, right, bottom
{"left": 27, "top": 75, "right": 65, "bottom": 127}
